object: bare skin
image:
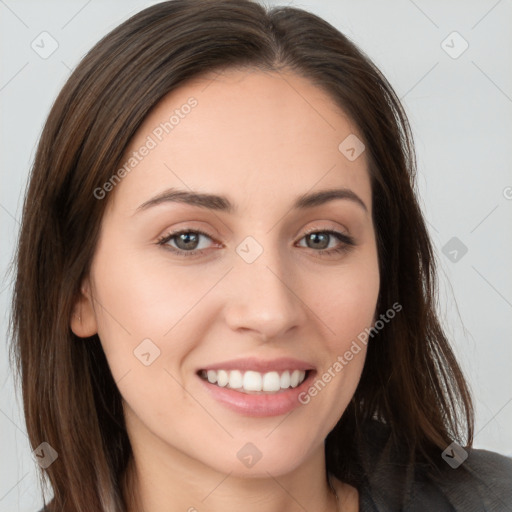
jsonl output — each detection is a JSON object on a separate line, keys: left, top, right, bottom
{"left": 71, "top": 67, "right": 379, "bottom": 512}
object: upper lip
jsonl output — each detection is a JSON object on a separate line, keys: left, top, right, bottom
{"left": 198, "top": 357, "right": 316, "bottom": 373}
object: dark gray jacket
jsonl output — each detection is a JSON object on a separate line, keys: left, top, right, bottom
{"left": 359, "top": 443, "right": 512, "bottom": 510}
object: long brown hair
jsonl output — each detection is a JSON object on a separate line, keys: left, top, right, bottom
{"left": 9, "top": 0, "right": 473, "bottom": 510}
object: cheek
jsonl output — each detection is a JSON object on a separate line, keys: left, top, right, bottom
{"left": 305, "top": 256, "right": 380, "bottom": 349}
{"left": 89, "top": 253, "right": 200, "bottom": 422}
{"left": 88, "top": 247, "right": 191, "bottom": 379}
{"left": 292, "top": 253, "right": 379, "bottom": 412}
{"left": 92, "top": 241, "right": 201, "bottom": 330}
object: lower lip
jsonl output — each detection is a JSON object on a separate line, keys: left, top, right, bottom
{"left": 197, "top": 371, "right": 316, "bottom": 417}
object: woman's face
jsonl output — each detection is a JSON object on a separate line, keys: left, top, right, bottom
{"left": 73, "top": 68, "right": 380, "bottom": 477}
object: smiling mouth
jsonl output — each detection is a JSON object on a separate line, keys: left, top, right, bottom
{"left": 197, "top": 369, "right": 311, "bottom": 394}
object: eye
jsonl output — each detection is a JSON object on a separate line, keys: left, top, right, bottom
{"left": 157, "top": 229, "right": 217, "bottom": 256}
{"left": 296, "top": 228, "right": 356, "bottom": 257}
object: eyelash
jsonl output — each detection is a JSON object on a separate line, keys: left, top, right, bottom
{"left": 156, "top": 227, "right": 356, "bottom": 258}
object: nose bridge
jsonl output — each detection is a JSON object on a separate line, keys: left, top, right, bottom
{"left": 224, "top": 234, "right": 303, "bottom": 339}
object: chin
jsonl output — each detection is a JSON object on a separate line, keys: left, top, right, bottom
{"left": 184, "top": 431, "right": 322, "bottom": 478}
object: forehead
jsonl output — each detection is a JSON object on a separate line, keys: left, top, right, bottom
{"left": 108, "top": 67, "right": 371, "bottom": 216}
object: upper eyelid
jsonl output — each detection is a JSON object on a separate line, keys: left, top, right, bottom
{"left": 162, "top": 219, "right": 351, "bottom": 239}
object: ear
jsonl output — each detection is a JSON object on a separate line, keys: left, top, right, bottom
{"left": 70, "top": 277, "right": 98, "bottom": 338}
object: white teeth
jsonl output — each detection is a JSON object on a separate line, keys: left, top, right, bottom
{"left": 263, "top": 371, "right": 281, "bottom": 392}
{"left": 217, "top": 369, "right": 229, "bottom": 387}
{"left": 290, "top": 369, "right": 301, "bottom": 387}
{"left": 201, "top": 369, "right": 308, "bottom": 393}
{"left": 280, "top": 370, "right": 291, "bottom": 389}
{"left": 229, "top": 370, "right": 243, "bottom": 389}
{"left": 243, "top": 371, "right": 262, "bottom": 391}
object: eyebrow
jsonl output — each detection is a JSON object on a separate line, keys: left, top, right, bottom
{"left": 135, "top": 187, "right": 368, "bottom": 214}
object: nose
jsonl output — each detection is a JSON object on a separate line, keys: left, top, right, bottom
{"left": 222, "top": 244, "right": 305, "bottom": 342}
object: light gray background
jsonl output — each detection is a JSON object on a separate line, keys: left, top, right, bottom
{"left": 1, "top": 1, "right": 511, "bottom": 510}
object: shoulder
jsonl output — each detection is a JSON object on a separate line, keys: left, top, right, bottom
{"left": 352, "top": 421, "right": 512, "bottom": 511}
{"left": 437, "top": 447, "right": 512, "bottom": 510}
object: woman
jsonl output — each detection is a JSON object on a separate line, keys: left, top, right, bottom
{"left": 9, "top": 0, "right": 511, "bottom": 511}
